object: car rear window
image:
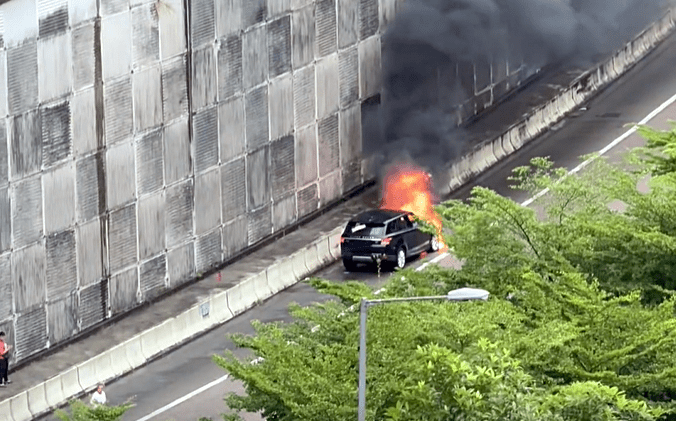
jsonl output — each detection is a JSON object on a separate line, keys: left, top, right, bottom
{"left": 343, "top": 222, "right": 386, "bottom": 238}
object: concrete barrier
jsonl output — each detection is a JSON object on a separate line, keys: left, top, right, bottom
{"left": 44, "top": 375, "right": 64, "bottom": 409}
{"left": 226, "top": 275, "right": 260, "bottom": 316}
{"left": 123, "top": 335, "right": 146, "bottom": 368}
{"left": 209, "top": 290, "right": 234, "bottom": 324}
{"left": 88, "top": 351, "right": 120, "bottom": 385}
{"left": 290, "top": 249, "right": 310, "bottom": 280}
{"left": 304, "top": 242, "right": 322, "bottom": 274}
{"left": 105, "top": 343, "right": 132, "bottom": 377}
{"left": 266, "top": 259, "right": 296, "bottom": 295}
{"left": 76, "top": 358, "right": 98, "bottom": 392}
{"left": 0, "top": 399, "right": 12, "bottom": 421}
{"left": 59, "top": 366, "right": 83, "bottom": 404}
{"left": 9, "top": 391, "right": 31, "bottom": 421}
{"left": 139, "top": 318, "right": 178, "bottom": 361}
{"left": 25, "top": 383, "right": 47, "bottom": 418}
{"left": 328, "top": 230, "right": 342, "bottom": 260}
{"left": 315, "top": 237, "right": 333, "bottom": 267}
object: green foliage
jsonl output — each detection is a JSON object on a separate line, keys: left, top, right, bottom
{"left": 211, "top": 126, "right": 676, "bottom": 420}
{"left": 54, "top": 400, "right": 133, "bottom": 421}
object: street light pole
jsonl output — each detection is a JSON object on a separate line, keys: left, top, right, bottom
{"left": 357, "top": 288, "right": 490, "bottom": 421}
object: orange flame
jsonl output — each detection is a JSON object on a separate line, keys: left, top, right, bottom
{"left": 380, "top": 164, "right": 445, "bottom": 249}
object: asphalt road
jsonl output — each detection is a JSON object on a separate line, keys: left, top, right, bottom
{"left": 42, "top": 30, "right": 676, "bottom": 421}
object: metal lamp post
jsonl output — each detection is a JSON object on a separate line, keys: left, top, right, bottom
{"left": 357, "top": 287, "right": 490, "bottom": 421}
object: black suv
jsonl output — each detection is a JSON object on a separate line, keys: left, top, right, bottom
{"left": 340, "top": 209, "right": 440, "bottom": 271}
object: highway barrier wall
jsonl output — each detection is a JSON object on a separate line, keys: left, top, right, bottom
{"left": 441, "top": 9, "right": 676, "bottom": 195}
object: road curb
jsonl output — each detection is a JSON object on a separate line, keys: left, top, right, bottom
{"left": 443, "top": 8, "right": 676, "bottom": 195}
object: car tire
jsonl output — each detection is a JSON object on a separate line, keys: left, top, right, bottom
{"left": 429, "top": 235, "right": 440, "bottom": 252}
{"left": 395, "top": 247, "right": 407, "bottom": 270}
{"left": 343, "top": 259, "right": 359, "bottom": 272}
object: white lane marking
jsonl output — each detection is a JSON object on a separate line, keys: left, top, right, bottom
{"left": 135, "top": 374, "right": 230, "bottom": 421}
{"left": 136, "top": 92, "right": 676, "bottom": 421}
{"left": 521, "top": 91, "right": 676, "bottom": 207}
{"left": 416, "top": 252, "right": 450, "bottom": 272}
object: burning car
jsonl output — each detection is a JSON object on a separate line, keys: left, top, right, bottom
{"left": 340, "top": 209, "right": 440, "bottom": 271}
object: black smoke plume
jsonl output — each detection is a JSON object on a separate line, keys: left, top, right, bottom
{"left": 364, "top": 0, "right": 671, "bottom": 189}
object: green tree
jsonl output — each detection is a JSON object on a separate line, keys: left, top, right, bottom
{"left": 54, "top": 400, "right": 133, "bottom": 421}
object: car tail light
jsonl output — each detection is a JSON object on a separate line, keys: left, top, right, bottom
{"left": 381, "top": 238, "right": 392, "bottom": 246}
{"left": 340, "top": 237, "right": 345, "bottom": 243}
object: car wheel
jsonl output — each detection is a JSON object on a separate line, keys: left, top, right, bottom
{"left": 429, "top": 235, "right": 440, "bottom": 252}
{"left": 395, "top": 247, "right": 406, "bottom": 269}
{"left": 343, "top": 259, "right": 359, "bottom": 272}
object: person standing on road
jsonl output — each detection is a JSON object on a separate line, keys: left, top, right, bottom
{"left": 91, "top": 383, "right": 107, "bottom": 406}
{"left": 0, "top": 331, "right": 12, "bottom": 386}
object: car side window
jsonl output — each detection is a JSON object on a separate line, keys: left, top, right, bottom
{"left": 386, "top": 221, "right": 397, "bottom": 234}
{"left": 403, "top": 217, "right": 414, "bottom": 230}
{"left": 396, "top": 217, "right": 409, "bottom": 232}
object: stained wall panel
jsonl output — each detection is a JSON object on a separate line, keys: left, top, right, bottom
{"left": 166, "top": 180, "right": 194, "bottom": 248}
{"left": 190, "top": 0, "right": 215, "bottom": 48}
{"left": 339, "top": 47, "right": 359, "bottom": 107}
{"left": 295, "top": 124, "right": 317, "bottom": 187}
{"left": 191, "top": 46, "right": 217, "bottom": 111}
{"left": 316, "top": 0, "right": 337, "bottom": 57}
{"left": 320, "top": 170, "right": 341, "bottom": 205}
{"left": 216, "top": 0, "right": 242, "bottom": 38}
{"left": 132, "top": 3, "right": 160, "bottom": 68}
{"left": 104, "top": 77, "right": 133, "bottom": 145}
{"left": 71, "top": 88, "right": 97, "bottom": 157}
{"left": 247, "top": 146, "right": 269, "bottom": 210}
{"left": 79, "top": 280, "right": 107, "bottom": 329}
{"left": 223, "top": 216, "right": 247, "bottom": 258}
{"left": 195, "top": 229, "right": 221, "bottom": 272}
{"left": 106, "top": 141, "right": 136, "bottom": 209}
{"left": 268, "top": 74, "right": 293, "bottom": 140}
{"left": 12, "top": 242, "right": 46, "bottom": 312}
{"left": 47, "top": 295, "right": 77, "bottom": 344}
{"left": 272, "top": 193, "right": 296, "bottom": 231}
{"left": 7, "top": 41, "right": 38, "bottom": 115}
{"left": 41, "top": 100, "right": 72, "bottom": 167}
{"left": 194, "top": 168, "right": 221, "bottom": 235}
{"left": 167, "top": 243, "right": 194, "bottom": 287}
{"left": 221, "top": 158, "right": 246, "bottom": 222}
{"left": 0, "top": 52, "right": 6, "bottom": 118}
{"left": 340, "top": 104, "right": 362, "bottom": 190}
{"left": 270, "top": 135, "right": 295, "bottom": 200}
{"left": 242, "top": 25, "right": 268, "bottom": 90}
{"left": 359, "top": 36, "right": 381, "bottom": 99}
{"left": 12, "top": 176, "right": 43, "bottom": 248}
{"left": 136, "top": 129, "right": 164, "bottom": 195}
{"left": 15, "top": 306, "right": 47, "bottom": 360}
{"left": 359, "top": 0, "right": 379, "bottom": 39}
{"left": 0, "top": 120, "right": 6, "bottom": 186}
{"left": 337, "top": 0, "right": 358, "bottom": 48}
{"left": 158, "top": 0, "right": 185, "bottom": 60}
{"left": 101, "top": 0, "right": 128, "bottom": 16}
{"left": 108, "top": 204, "right": 138, "bottom": 273}
{"left": 162, "top": 55, "right": 189, "bottom": 122}
{"left": 293, "top": 65, "right": 315, "bottom": 128}
{"left": 38, "top": 33, "right": 72, "bottom": 102}
{"left": 217, "top": 35, "right": 242, "bottom": 101}
{"left": 218, "top": 97, "right": 245, "bottom": 163}
{"left": 38, "top": 1, "right": 68, "bottom": 39}
{"left": 46, "top": 230, "right": 77, "bottom": 300}
{"left": 101, "top": 11, "right": 132, "bottom": 81}
{"left": 0, "top": 187, "right": 9, "bottom": 253}
{"left": 248, "top": 206, "right": 271, "bottom": 245}
{"left": 316, "top": 53, "right": 339, "bottom": 119}
{"left": 133, "top": 65, "right": 163, "bottom": 132}
{"left": 193, "top": 106, "right": 219, "bottom": 173}
{"left": 138, "top": 192, "right": 165, "bottom": 260}
{"left": 140, "top": 254, "right": 166, "bottom": 300}
{"left": 76, "top": 154, "right": 100, "bottom": 222}
{"left": 267, "top": 0, "right": 290, "bottom": 17}
{"left": 268, "top": 16, "right": 291, "bottom": 78}
{"left": 43, "top": 163, "right": 75, "bottom": 233}
{"left": 0, "top": 255, "right": 11, "bottom": 320}
{"left": 297, "top": 183, "right": 319, "bottom": 217}
{"left": 379, "top": 0, "right": 397, "bottom": 31}
{"left": 163, "top": 118, "right": 191, "bottom": 185}
{"left": 318, "top": 113, "right": 340, "bottom": 176}
{"left": 10, "top": 110, "right": 42, "bottom": 180}
{"left": 70, "top": 0, "right": 97, "bottom": 28}
{"left": 110, "top": 267, "right": 138, "bottom": 314}
{"left": 245, "top": 85, "right": 269, "bottom": 151}
{"left": 77, "top": 219, "right": 103, "bottom": 287}
{"left": 292, "top": 6, "right": 315, "bottom": 69}
{"left": 242, "top": 0, "right": 266, "bottom": 27}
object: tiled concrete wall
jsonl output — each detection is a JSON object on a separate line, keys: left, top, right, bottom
{"left": 0, "top": 0, "right": 525, "bottom": 363}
